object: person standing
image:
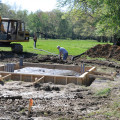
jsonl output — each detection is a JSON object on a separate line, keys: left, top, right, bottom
{"left": 33, "top": 33, "right": 37, "bottom": 48}
{"left": 57, "top": 46, "right": 68, "bottom": 60}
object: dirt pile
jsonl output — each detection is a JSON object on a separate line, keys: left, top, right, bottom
{"left": 0, "top": 51, "right": 38, "bottom": 63}
{"left": 87, "top": 44, "right": 120, "bottom": 60}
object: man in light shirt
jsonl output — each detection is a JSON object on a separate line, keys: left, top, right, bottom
{"left": 57, "top": 46, "right": 68, "bottom": 60}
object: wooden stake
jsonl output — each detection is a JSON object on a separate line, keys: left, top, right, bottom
{"left": 25, "top": 76, "right": 44, "bottom": 87}
{"left": 33, "top": 76, "right": 44, "bottom": 85}
{"left": 0, "top": 74, "right": 11, "bottom": 85}
{"left": 2, "top": 74, "right": 11, "bottom": 80}
{"left": 28, "top": 98, "right": 33, "bottom": 117}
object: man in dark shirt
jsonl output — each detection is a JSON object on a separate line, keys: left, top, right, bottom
{"left": 33, "top": 33, "right": 37, "bottom": 48}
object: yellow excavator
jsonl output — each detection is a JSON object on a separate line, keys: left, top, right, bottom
{"left": 0, "top": 16, "right": 29, "bottom": 53}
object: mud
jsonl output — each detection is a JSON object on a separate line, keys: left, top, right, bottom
{"left": 0, "top": 72, "right": 120, "bottom": 120}
{"left": 0, "top": 80, "right": 117, "bottom": 120}
{"left": 0, "top": 44, "right": 120, "bottom": 120}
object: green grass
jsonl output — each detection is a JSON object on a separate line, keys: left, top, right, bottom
{"left": 22, "top": 39, "right": 109, "bottom": 55}
{"left": 94, "top": 88, "right": 111, "bottom": 97}
{"left": 0, "top": 47, "right": 11, "bottom": 51}
{"left": 0, "top": 39, "right": 110, "bottom": 55}
{"left": 86, "top": 56, "right": 107, "bottom": 61}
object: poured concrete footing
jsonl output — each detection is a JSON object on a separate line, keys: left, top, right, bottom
{"left": 0, "top": 62, "right": 96, "bottom": 86}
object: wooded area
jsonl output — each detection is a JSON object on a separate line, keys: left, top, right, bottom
{"left": 0, "top": 0, "right": 120, "bottom": 44}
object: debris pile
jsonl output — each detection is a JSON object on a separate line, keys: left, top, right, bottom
{"left": 87, "top": 44, "right": 120, "bottom": 60}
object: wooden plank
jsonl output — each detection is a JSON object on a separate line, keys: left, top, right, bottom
{"left": 55, "top": 76, "right": 67, "bottom": 85}
{"left": 88, "top": 74, "right": 114, "bottom": 81}
{"left": 44, "top": 76, "right": 54, "bottom": 83}
{"left": 93, "top": 71, "right": 117, "bottom": 78}
{"left": 0, "top": 66, "right": 97, "bottom": 86}
{"left": 77, "top": 77, "right": 83, "bottom": 85}
{"left": 24, "top": 76, "right": 44, "bottom": 87}
{"left": 85, "top": 67, "right": 96, "bottom": 86}
{"left": 67, "top": 77, "right": 77, "bottom": 84}
{"left": 33, "top": 76, "right": 44, "bottom": 84}
{"left": 31, "top": 75, "right": 44, "bottom": 82}
{"left": 66, "top": 77, "right": 67, "bottom": 84}
{"left": 93, "top": 71, "right": 112, "bottom": 76}
{"left": 0, "top": 74, "right": 11, "bottom": 85}
{"left": 2, "top": 74, "right": 11, "bottom": 80}
{"left": 23, "top": 62, "right": 90, "bottom": 73}
{"left": 11, "top": 74, "right": 20, "bottom": 81}
{"left": 0, "top": 74, "right": 11, "bottom": 81}
{"left": 54, "top": 77, "right": 56, "bottom": 84}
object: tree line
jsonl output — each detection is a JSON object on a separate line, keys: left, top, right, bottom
{"left": 57, "top": 0, "right": 120, "bottom": 45}
{"left": 0, "top": 1, "right": 119, "bottom": 44}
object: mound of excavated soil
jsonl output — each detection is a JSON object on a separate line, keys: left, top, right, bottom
{"left": 86, "top": 44, "right": 120, "bottom": 60}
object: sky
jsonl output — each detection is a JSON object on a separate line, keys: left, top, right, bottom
{"left": 2, "top": 0, "right": 58, "bottom": 12}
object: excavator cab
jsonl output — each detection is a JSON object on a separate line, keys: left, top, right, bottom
{"left": 0, "top": 16, "right": 29, "bottom": 53}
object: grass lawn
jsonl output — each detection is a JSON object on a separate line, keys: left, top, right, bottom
{"left": 0, "top": 39, "right": 110, "bottom": 55}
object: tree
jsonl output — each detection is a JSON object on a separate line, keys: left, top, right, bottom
{"left": 16, "top": 10, "right": 28, "bottom": 22}
{"left": 58, "top": 18, "right": 69, "bottom": 38}
{"left": 93, "top": 0, "right": 120, "bottom": 44}
{"left": 0, "top": 0, "right": 1, "bottom": 12}
{"left": 46, "top": 10, "right": 63, "bottom": 39}
{"left": 0, "top": 3, "right": 11, "bottom": 17}
{"left": 27, "top": 12, "right": 41, "bottom": 34}
{"left": 57, "top": 0, "right": 120, "bottom": 43}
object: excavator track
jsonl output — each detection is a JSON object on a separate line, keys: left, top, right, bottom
{"left": 11, "top": 43, "right": 23, "bottom": 53}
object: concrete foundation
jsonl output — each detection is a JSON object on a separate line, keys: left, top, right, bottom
{"left": 14, "top": 67, "right": 81, "bottom": 76}
{"left": 0, "top": 62, "right": 96, "bottom": 86}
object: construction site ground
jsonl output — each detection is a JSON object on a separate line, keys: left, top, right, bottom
{"left": 0, "top": 44, "right": 120, "bottom": 120}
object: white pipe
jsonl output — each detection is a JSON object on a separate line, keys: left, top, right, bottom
{"left": 33, "top": 47, "right": 58, "bottom": 56}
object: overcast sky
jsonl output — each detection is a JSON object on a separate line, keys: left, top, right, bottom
{"left": 2, "top": 0, "right": 57, "bottom": 12}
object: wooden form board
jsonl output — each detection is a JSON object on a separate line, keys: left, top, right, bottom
{"left": 0, "top": 69, "right": 96, "bottom": 86}
{"left": 23, "top": 62, "right": 92, "bottom": 73}
{"left": 0, "top": 62, "right": 96, "bottom": 86}
{"left": 80, "top": 67, "right": 97, "bottom": 86}
{"left": 0, "top": 62, "right": 92, "bottom": 73}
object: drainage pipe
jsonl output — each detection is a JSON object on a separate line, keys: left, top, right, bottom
{"left": 81, "top": 63, "right": 85, "bottom": 73}
{"left": 33, "top": 47, "right": 58, "bottom": 56}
